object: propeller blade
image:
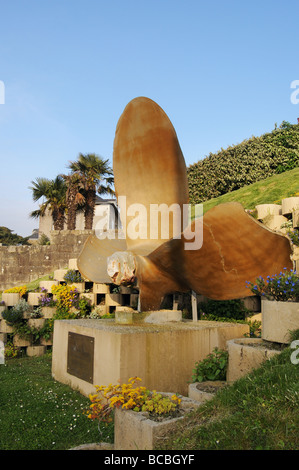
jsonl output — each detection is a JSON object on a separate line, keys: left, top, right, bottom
{"left": 136, "top": 202, "right": 293, "bottom": 309}
{"left": 77, "top": 233, "right": 127, "bottom": 283}
{"left": 113, "top": 96, "right": 189, "bottom": 256}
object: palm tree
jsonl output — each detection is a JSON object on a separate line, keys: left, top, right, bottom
{"left": 68, "top": 153, "right": 114, "bottom": 230}
{"left": 29, "top": 176, "right": 67, "bottom": 231}
{"left": 61, "top": 172, "right": 85, "bottom": 230}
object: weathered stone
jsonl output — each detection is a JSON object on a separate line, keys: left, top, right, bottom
{"left": 188, "top": 381, "right": 226, "bottom": 402}
{"left": 26, "top": 345, "right": 46, "bottom": 357}
{"left": 226, "top": 338, "right": 280, "bottom": 382}
{"left": 262, "top": 214, "right": 289, "bottom": 233}
{"left": 262, "top": 299, "right": 299, "bottom": 344}
{"left": 255, "top": 204, "right": 282, "bottom": 220}
{"left": 281, "top": 197, "right": 299, "bottom": 215}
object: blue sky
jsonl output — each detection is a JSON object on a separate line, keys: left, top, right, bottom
{"left": 0, "top": 0, "right": 299, "bottom": 236}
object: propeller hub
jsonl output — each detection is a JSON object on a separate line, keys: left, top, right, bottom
{"left": 107, "top": 251, "right": 136, "bottom": 285}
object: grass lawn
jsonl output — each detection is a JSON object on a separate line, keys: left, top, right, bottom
{"left": 203, "top": 167, "right": 299, "bottom": 213}
{"left": 0, "top": 352, "right": 113, "bottom": 450}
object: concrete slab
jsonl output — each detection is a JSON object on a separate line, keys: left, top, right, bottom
{"left": 52, "top": 318, "right": 249, "bottom": 396}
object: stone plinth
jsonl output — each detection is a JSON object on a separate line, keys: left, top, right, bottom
{"left": 52, "top": 318, "right": 249, "bottom": 397}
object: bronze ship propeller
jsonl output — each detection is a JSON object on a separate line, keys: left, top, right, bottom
{"left": 77, "top": 97, "right": 292, "bottom": 311}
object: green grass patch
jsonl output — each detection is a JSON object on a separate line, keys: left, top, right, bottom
{"left": 203, "top": 167, "right": 299, "bottom": 213}
{"left": 157, "top": 342, "right": 299, "bottom": 450}
{"left": 0, "top": 352, "right": 113, "bottom": 450}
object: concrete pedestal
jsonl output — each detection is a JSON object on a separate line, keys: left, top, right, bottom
{"left": 52, "top": 318, "right": 249, "bottom": 396}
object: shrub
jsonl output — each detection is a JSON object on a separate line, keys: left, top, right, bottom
{"left": 191, "top": 348, "right": 228, "bottom": 382}
{"left": 188, "top": 123, "right": 299, "bottom": 205}
{"left": 198, "top": 299, "right": 250, "bottom": 321}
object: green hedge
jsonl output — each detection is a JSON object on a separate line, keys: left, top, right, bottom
{"left": 188, "top": 122, "right": 299, "bottom": 205}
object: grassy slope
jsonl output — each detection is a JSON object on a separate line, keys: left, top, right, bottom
{"left": 157, "top": 338, "right": 299, "bottom": 450}
{"left": 202, "top": 167, "right": 299, "bottom": 214}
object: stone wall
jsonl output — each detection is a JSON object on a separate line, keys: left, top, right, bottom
{"left": 0, "top": 230, "right": 94, "bottom": 291}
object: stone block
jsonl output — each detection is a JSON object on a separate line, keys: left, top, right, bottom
{"left": 293, "top": 210, "right": 299, "bottom": 228}
{"left": 39, "top": 280, "right": 59, "bottom": 292}
{"left": 106, "top": 293, "right": 123, "bottom": 306}
{"left": 26, "top": 345, "right": 47, "bottom": 357}
{"left": 2, "top": 293, "right": 20, "bottom": 306}
{"left": 53, "top": 269, "right": 68, "bottom": 282}
{"left": 255, "top": 204, "right": 282, "bottom": 220}
{"left": 144, "top": 310, "right": 182, "bottom": 323}
{"left": 70, "top": 282, "right": 85, "bottom": 293}
{"left": 262, "top": 299, "right": 299, "bottom": 344}
{"left": 68, "top": 258, "right": 78, "bottom": 270}
{"left": 226, "top": 338, "right": 280, "bottom": 382}
{"left": 188, "top": 381, "right": 226, "bottom": 403}
{"left": 282, "top": 197, "right": 299, "bottom": 215}
{"left": 93, "top": 283, "right": 110, "bottom": 294}
{"left": 13, "top": 334, "right": 31, "bottom": 347}
{"left": 28, "top": 318, "right": 46, "bottom": 329}
{"left": 0, "top": 320, "right": 14, "bottom": 334}
{"left": 114, "top": 395, "right": 200, "bottom": 450}
{"left": 42, "top": 307, "right": 56, "bottom": 318}
{"left": 27, "top": 292, "right": 42, "bottom": 306}
{"left": 262, "top": 214, "right": 289, "bottom": 233}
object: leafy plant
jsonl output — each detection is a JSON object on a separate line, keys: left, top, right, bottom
{"left": 85, "top": 377, "right": 181, "bottom": 425}
{"left": 13, "top": 319, "right": 53, "bottom": 345}
{"left": 1, "top": 299, "right": 31, "bottom": 325}
{"left": 246, "top": 268, "right": 299, "bottom": 302}
{"left": 198, "top": 299, "right": 250, "bottom": 321}
{"left": 4, "top": 341, "right": 20, "bottom": 358}
{"left": 191, "top": 348, "right": 228, "bottom": 382}
{"left": 76, "top": 296, "right": 92, "bottom": 316}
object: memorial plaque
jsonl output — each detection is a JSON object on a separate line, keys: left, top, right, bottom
{"left": 67, "top": 332, "right": 94, "bottom": 383}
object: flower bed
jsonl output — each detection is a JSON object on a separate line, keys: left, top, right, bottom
{"left": 85, "top": 377, "right": 200, "bottom": 450}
